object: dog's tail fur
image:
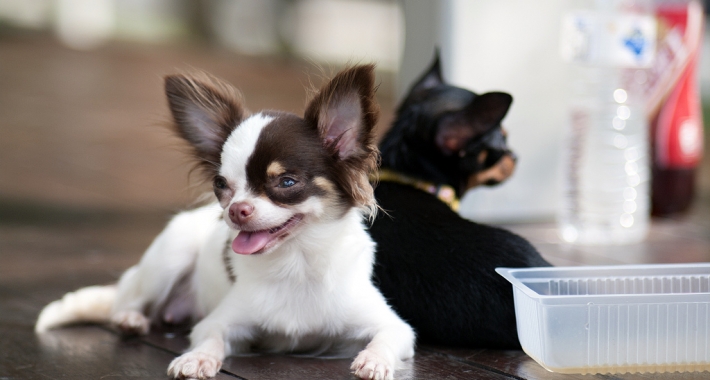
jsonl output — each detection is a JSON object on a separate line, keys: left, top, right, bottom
{"left": 35, "top": 285, "right": 116, "bottom": 333}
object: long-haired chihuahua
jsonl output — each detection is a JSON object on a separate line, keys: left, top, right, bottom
{"left": 36, "top": 65, "right": 415, "bottom": 380}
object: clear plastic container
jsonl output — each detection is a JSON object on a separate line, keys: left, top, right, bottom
{"left": 558, "top": 1, "right": 656, "bottom": 244}
{"left": 497, "top": 264, "right": 710, "bottom": 374}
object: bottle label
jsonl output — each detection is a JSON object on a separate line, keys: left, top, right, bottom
{"left": 654, "top": 56, "right": 704, "bottom": 168}
{"left": 560, "top": 11, "right": 657, "bottom": 68}
{"left": 648, "top": 1, "right": 704, "bottom": 169}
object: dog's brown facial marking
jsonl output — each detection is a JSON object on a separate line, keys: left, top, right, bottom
{"left": 466, "top": 153, "right": 516, "bottom": 190}
{"left": 456, "top": 122, "right": 517, "bottom": 193}
{"left": 470, "top": 127, "right": 516, "bottom": 188}
{"left": 243, "top": 113, "right": 334, "bottom": 208}
{"left": 313, "top": 176, "right": 337, "bottom": 193}
{"left": 267, "top": 161, "right": 286, "bottom": 177}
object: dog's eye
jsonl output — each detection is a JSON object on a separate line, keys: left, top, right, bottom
{"left": 213, "top": 176, "right": 228, "bottom": 190}
{"left": 278, "top": 177, "right": 297, "bottom": 188}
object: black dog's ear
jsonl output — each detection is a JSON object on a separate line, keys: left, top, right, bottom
{"left": 164, "top": 73, "right": 247, "bottom": 176}
{"left": 408, "top": 51, "right": 444, "bottom": 96}
{"left": 435, "top": 92, "right": 513, "bottom": 154}
{"left": 304, "top": 64, "right": 380, "bottom": 215}
{"left": 468, "top": 92, "right": 513, "bottom": 130}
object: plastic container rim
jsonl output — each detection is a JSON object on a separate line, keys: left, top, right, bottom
{"left": 496, "top": 263, "right": 710, "bottom": 305}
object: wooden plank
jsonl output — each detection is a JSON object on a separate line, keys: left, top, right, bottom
{"left": 222, "top": 354, "right": 353, "bottom": 380}
{"left": 143, "top": 329, "right": 509, "bottom": 379}
{"left": 215, "top": 348, "right": 511, "bottom": 380}
{"left": 402, "top": 349, "right": 511, "bottom": 380}
{"left": 425, "top": 346, "right": 709, "bottom": 380}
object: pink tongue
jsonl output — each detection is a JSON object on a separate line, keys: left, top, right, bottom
{"left": 232, "top": 230, "right": 273, "bottom": 255}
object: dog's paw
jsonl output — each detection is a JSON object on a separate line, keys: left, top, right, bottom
{"left": 167, "top": 352, "right": 222, "bottom": 380}
{"left": 351, "top": 349, "right": 394, "bottom": 380}
{"left": 111, "top": 310, "right": 150, "bottom": 335}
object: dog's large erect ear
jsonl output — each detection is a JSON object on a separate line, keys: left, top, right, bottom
{"left": 468, "top": 92, "right": 513, "bottom": 130}
{"left": 435, "top": 92, "right": 513, "bottom": 154}
{"left": 164, "top": 73, "right": 247, "bottom": 175}
{"left": 409, "top": 51, "right": 444, "bottom": 96}
{"left": 304, "top": 64, "right": 379, "bottom": 161}
{"left": 304, "top": 64, "right": 380, "bottom": 215}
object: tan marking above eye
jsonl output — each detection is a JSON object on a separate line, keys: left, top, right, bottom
{"left": 477, "top": 151, "right": 488, "bottom": 164}
{"left": 313, "top": 176, "right": 336, "bottom": 193}
{"left": 267, "top": 161, "right": 286, "bottom": 177}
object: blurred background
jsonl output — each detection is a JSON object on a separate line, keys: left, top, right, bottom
{"left": 0, "top": 0, "right": 405, "bottom": 217}
{"left": 1, "top": 0, "right": 709, "bottom": 272}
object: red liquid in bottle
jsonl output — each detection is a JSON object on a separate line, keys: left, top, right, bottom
{"left": 648, "top": 2, "right": 704, "bottom": 216}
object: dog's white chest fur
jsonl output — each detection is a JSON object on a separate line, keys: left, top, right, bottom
{"left": 230, "top": 214, "right": 375, "bottom": 355}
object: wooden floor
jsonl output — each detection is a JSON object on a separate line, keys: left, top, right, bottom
{"left": 1, "top": 34, "right": 709, "bottom": 379}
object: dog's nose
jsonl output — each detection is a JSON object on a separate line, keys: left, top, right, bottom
{"left": 229, "top": 202, "right": 254, "bottom": 225}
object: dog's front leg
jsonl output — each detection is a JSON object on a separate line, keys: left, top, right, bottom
{"left": 167, "top": 325, "right": 224, "bottom": 380}
{"left": 167, "top": 307, "right": 252, "bottom": 380}
{"left": 350, "top": 293, "right": 416, "bottom": 380}
{"left": 168, "top": 294, "right": 253, "bottom": 379}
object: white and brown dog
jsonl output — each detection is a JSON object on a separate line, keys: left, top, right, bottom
{"left": 35, "top": 65, "right": 415, "bottom": 380}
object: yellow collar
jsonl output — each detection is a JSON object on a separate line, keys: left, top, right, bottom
{"left": 372, "top": 168, "right": 460, "bottom": 211}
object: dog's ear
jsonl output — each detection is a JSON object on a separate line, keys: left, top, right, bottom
{"left": 305, "top": 65, "right": 379, "bottom": 160}
{"left": 435, "top": 92, "right": 513, "bottom": 154}
{"left": 408, "top": 52, "right": 444, "bottom": 96}
{"left": 467, "top": 92, "right": 513, "bottom": 130}
{"left": 164, "top": 73, "right": 247, "bottom": 175}
{"left": 304, "top": 64, "right": 380, "bottom": 216}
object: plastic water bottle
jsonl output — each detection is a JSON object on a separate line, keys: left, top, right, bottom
{"left": 558, "top": 1, "right": 656, "bottom": 245}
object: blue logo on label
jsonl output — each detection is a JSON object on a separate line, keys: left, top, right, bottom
{"left": 623, "top": 28, "right": 646, "bottom": 57}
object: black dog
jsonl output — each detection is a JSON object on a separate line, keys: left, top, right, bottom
{"left": 370, "top": 54, "right": 550, "bottom": 349}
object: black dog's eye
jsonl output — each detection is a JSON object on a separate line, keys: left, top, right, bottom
{"left": 278, "top": 177, "right": 297, "bottom": 188}
{"left": 213, "top": 176, "right": 228, "bottom": 190}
